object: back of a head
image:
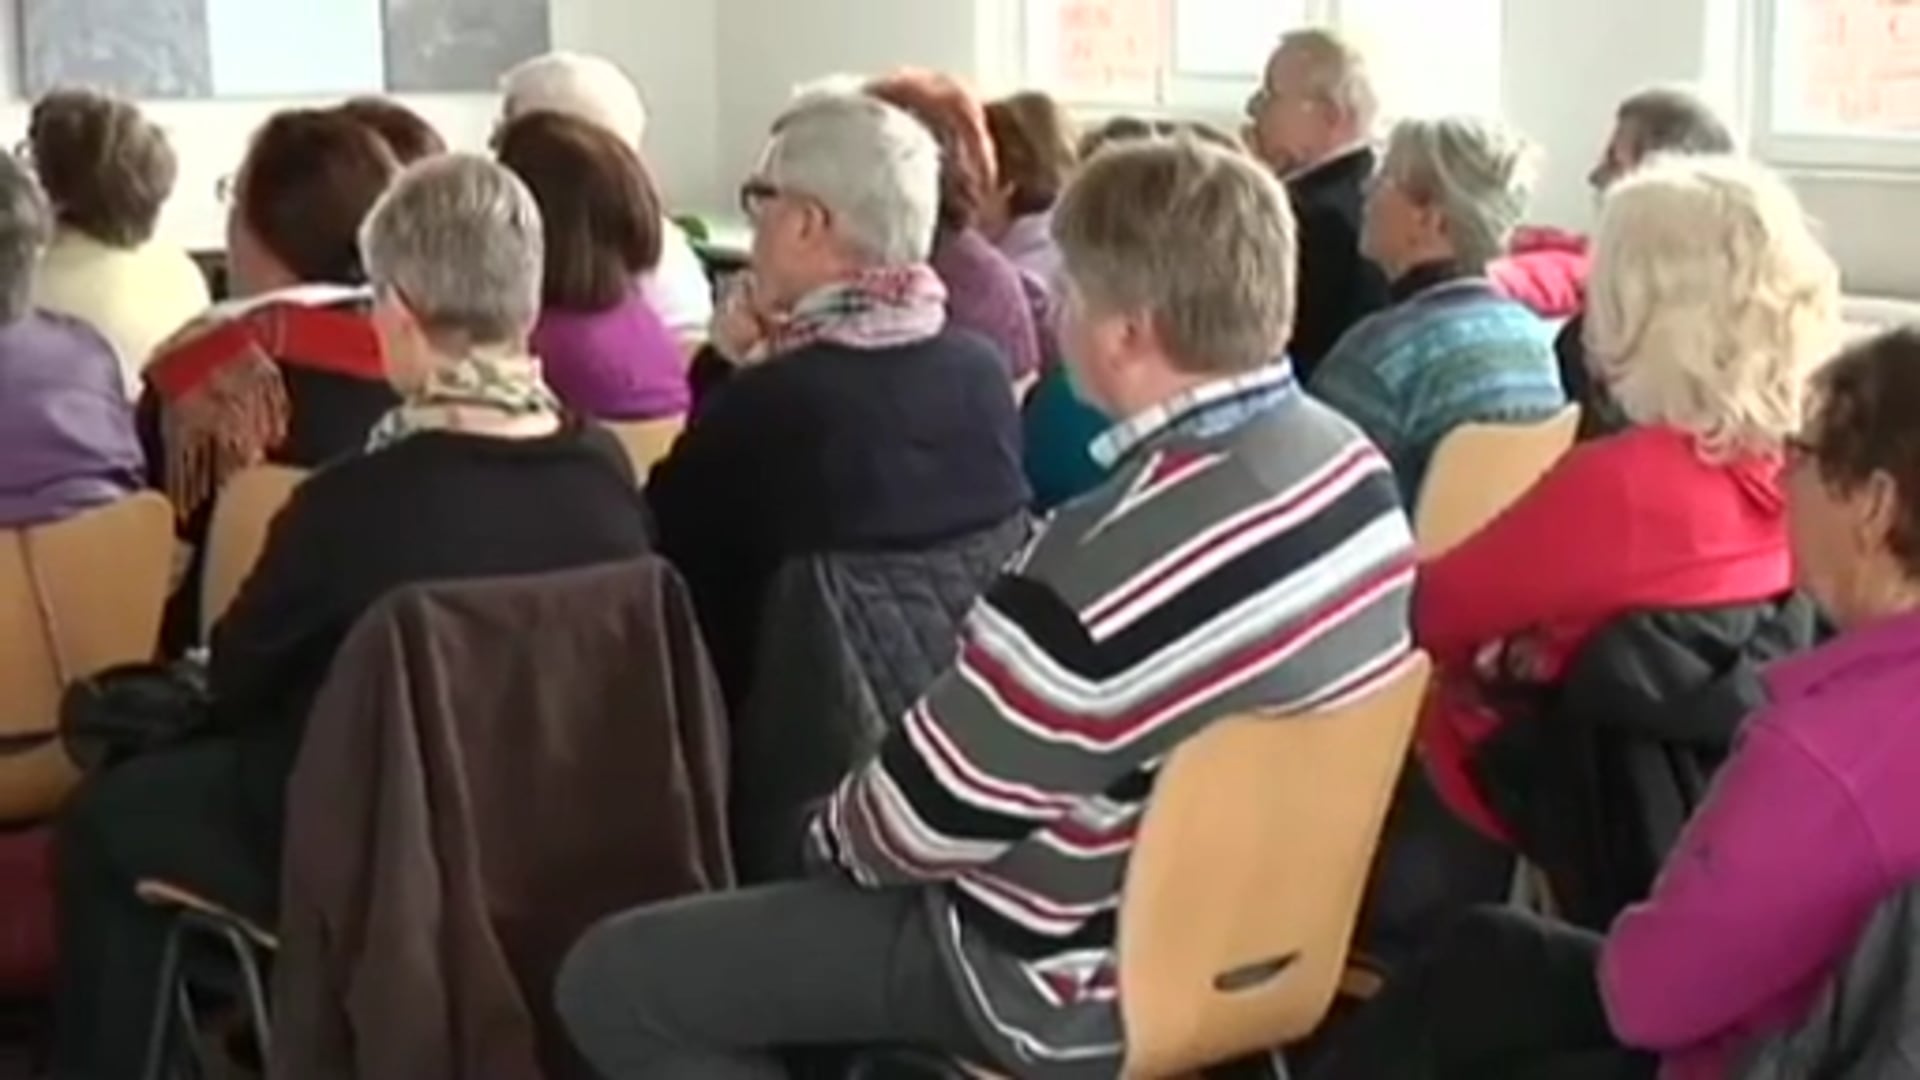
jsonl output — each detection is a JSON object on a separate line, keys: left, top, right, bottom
{"left": 362, "top": 154, "right": 546, "bottom": 350}
{"left": 500, "top": 52, "right": 648, "bottom": 148}
{"left": 1077, "top": 115, "right": 1161, "bottom": 160}
{"left": 0, "top": 154, "right": 50, "bottom": 324}
{"left": 1383, "top": 114, "right": 1538, "bottom": 269}
{"left": 866, "top": 69, "right": 996, "bottom": 231}
{"left": 241, "top": 108, "right": 400, "bottom": 284}
{"left": 337, "top": 97, "right": 447, "bottom": 165}
{"left": 496, "top": 110, "right": 664, "bottom": 310}
{"left": 1588, "top": 154, "right": 1839, "bottom": 456}
{"left": 1617, "top": 85, "right": 1737, "bottom": 160}
{"left": 766, "top": 92, "right": 942, "bottom": 267}
{"left": 1276, "top": 27, "right": 1379, "bottom": 134}
{"left": 1053, "top": 136, "right": 1297, "bottom": 374}
{"left": 985, "top": 91, "right": 1078, "bottom": 217}
{"left": 29, "top": 87, "right": 175, "bottom": 248}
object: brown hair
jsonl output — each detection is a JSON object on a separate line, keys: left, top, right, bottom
{"left": 335, "top": 97, "right": 447, "bottom": 164}
{"left": 238, "top": 108, "right": 399, "bottom": 284}
{"left": 28, "top": 88, "right": 176, "bottom": 247}
{"left": 985, "top": 92, "right": 1078, "bottom": 219}
{"left": 867, "top": 70, "right": 996, "bottom": 231}
{"left": 495, "top": 110, "right": 664, "bottom": 311}
{"left": 1803, "top": 326, "right": 1920, "bottom": 577}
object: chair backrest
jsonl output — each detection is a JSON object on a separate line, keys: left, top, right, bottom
{"left": 0, "top": 493, "right": 175, "bottom": 740}
{"left": 1118, "top": 654, "right": 1433, "bottom": 1077}
{"left": 200, "top": 465, "right": 307, "bottom": 638}
{"left": 603, "top": 416, "right": 687, "bottom": 481}
{"left": 1414, "top": 406, "right": 1580, "bottom": 558}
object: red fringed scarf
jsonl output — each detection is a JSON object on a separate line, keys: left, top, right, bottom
{"left": 146, "top": 300, "right": 386, "bottom": 518}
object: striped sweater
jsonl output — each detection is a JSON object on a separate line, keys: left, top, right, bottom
{"left": 1308, "top": 273, "right": 1565, "bottom": 504}
{"left": 810, "top": 363, "right": 1416, "bottom": 1078}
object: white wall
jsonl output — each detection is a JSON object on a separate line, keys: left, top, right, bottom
{"left": 0, "top": 0, "right": 719, "bottom": 251}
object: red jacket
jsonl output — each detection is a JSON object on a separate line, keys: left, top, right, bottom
{"left": 1415, "top": 425, "right": 1793, "bottom": 839}
{"left": 1488, "top": 226, "right": 1590, "bottom": 320}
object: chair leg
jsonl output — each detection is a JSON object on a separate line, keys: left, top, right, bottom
{"left": 141, "top": 917, "right": 189, "bottom": 1080}
{"left": 217, "top": 922, "right": 272, "bottom": 1059}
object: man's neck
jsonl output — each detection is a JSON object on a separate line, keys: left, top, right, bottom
{"left": 1286, "top": 139, "right": 1369, "bottom": 182}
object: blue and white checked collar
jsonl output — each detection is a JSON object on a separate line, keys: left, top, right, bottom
{"left": 1090, "top": 361, "right": 1298, "bottom": 469}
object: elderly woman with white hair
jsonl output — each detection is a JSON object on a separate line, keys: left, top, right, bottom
{"left": 49, "top": 155, "right": 653, "bottom": 1078}
{"left": 643, "top": 92, "right": 1026, "bottom": 706}
{"left": 1310, "top": 114, "right": 1566, "bottom": 502}
{"left": 1311, "top": 158, "right": 1863, "bottom": 1080}
{"left": 498, "top": 51, "right": 713, "bottom": 349}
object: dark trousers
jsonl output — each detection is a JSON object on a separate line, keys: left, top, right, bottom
{"left": 52, "top": 739, "right": 275, "bottom": 1079}
{"left": 555, "top": 878, "right": 990, "bottom": 1079}
{"left": 1359, "top": 767, "right": 1516, "bottom": 973}
{"left": 1309, "top": 906, "right": 1657, "bottom": 1080}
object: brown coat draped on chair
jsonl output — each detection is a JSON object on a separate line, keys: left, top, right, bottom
{"left": 268, "top": 558, "right": 732, "bottom": 1080}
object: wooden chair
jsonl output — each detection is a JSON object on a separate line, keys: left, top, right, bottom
{"left": 199, "top": 466, "right": 306, "bottom": 639}
{"left": 0, "top": 493, "right": 175, "bottom": 822}
{"left": 604, "top": 416, "right": 687, "bottom": 481}
{"left": 1116, "top": 654, "right": 1433, "bottom": 1078}
{"left": 1414, "top": 406, "right": 1581, "bottom": 559}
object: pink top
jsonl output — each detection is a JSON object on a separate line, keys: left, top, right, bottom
{"left": 1601, "top": 607, "right": 1920, "bottom": 1078}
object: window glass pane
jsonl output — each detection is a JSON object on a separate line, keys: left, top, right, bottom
{"left": 1772, "top": 0, "right": 1920, "bottom": 135}
{"left": 1024, "top": 0, "right": 1165, "bottom": 103}
{"left": 1172, "top": 0, "right": 1303, "bottom": 78}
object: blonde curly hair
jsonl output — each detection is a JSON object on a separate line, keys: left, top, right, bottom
{"left": 1586, "top": 155, "right": 1841, "bottom": 459}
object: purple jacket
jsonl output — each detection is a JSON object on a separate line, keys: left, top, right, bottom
{"left": 531, "top": 291, "right": 691, "bottom": 421}
{"left": 931, "top": 227, "right": 1041, "bottom": 381}
{"left": 1601, "top": 607, "right": 1920, "bottom": 1079}
{"left": 0, "top": 311, "right": 143, "bottom": 527}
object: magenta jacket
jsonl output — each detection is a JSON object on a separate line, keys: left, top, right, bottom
{"left": 1601, "top": 607, "right": 1920, "bottom": 1078}
{"left": 531, "top": 290, "right": 690, "bottom": 421}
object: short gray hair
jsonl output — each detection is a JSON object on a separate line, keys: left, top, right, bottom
{"left": 1381, "top": 115, "right": 1538, "bottom": 270}
{"left": 1277, "top": 28, "right": 1379, "bottom": 132}
{"left": 1053, "top": 136, "right": 1297, "bottom": 374}
{"left": 360, "top": 154, "right": 544, "bottom": 348}
{"left": 763, "top": 92, "right": 941, "bottom": 266}
{"left": 0, "top": 156, "right": 48, "bottom": 325}
{"left": 500, "top": 52, "right": 648, "bottom": 147}
{"left": 1617, "top": 85, "right": 1736, "bottom": 160}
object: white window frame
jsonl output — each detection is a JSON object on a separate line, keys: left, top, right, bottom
{"left": 1013, "top": 0, "right": 1340, "bottom": 115}
{"left": 1749, "top": 0, "right": 1920, "bottom": 173}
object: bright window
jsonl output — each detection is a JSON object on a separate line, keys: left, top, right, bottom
{"left": 1756, "top": 0, "right": 1920, "bottom": 169}
{"left": 1017, "top": 0, "right": 1503, "bottom": 119}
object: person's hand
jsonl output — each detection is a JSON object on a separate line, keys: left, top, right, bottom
{"left": 710, "top": 275, "right": 778, "bottom": 365}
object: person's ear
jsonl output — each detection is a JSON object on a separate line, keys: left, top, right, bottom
{"left": 1859, "top": 470, "right": 1903, "bottom": 558}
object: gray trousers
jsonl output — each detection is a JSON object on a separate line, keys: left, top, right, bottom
{"left": 556, "top": 878, "right": 991, "bottom": 1079}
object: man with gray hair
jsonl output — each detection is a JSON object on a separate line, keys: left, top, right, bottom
{"left": 0, "top": 151, "right": 142, "bottom": 525}
{"left": 1246, "top": 28, "right": 1392, "bottom": 376}
{"left": 497, "top": 50, "right": 714, "bottom": 349}
{"left": 558, "top": 135, "right": 1413, "bottom": 1079}
{"left": 1560, "top": 84, "right": 1739, "bottom": 435}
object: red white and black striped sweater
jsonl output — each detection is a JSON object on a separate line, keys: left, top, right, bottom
{"left": 810, "top": 363, "right": 1417, "bottom": 1079}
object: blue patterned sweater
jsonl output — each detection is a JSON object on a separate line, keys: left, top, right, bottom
{"left": 1308, "top": 271, "right": 1565, "bottom": 503}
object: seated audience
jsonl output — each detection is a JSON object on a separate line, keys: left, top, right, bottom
{"left": 27, "top": 88, "right": 209, "bottom": 393}
{"left": 0, "top": 151, "right": 143, "bottom": 526}
{"left": 981, "top": 90, "right": 1077, "bottom": 288}
{"left": 139, "top": 108, "right": 401, "bottom": 647}
{"left": 1413, "top": 155, "right": 1838, "bottom": 845}
{"left": 557, "top": 132, "right": 1414, "bottom": 1080}
{"left": 498, "top": 51, "right": 713, "bottom": 349}
{"left": 52, "top": 154, "right": 654, "bottom": 1079}
{"left": 497, "top": 111, "right": 690, "bottom": 419}
{"left": 336, "top": 95, "right": 448, "bottom": 164}
{"left": 1310, "top": 115, "right": 1563, "bottom": 502}
{"left": 1246, "top": 28, "right": 1390, "bottom": 377}
{"left": 645, "top": 93, "right": 1027, "bottom": 706}
{"left": 867, "top": 70, "right": 1043, "bottom": 382}
{"left": 1312, "top": 326, "right": 1920, "bottom": 1080}
{"left": 1561, "top": 85, "right": 1737, "bottom": 437}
